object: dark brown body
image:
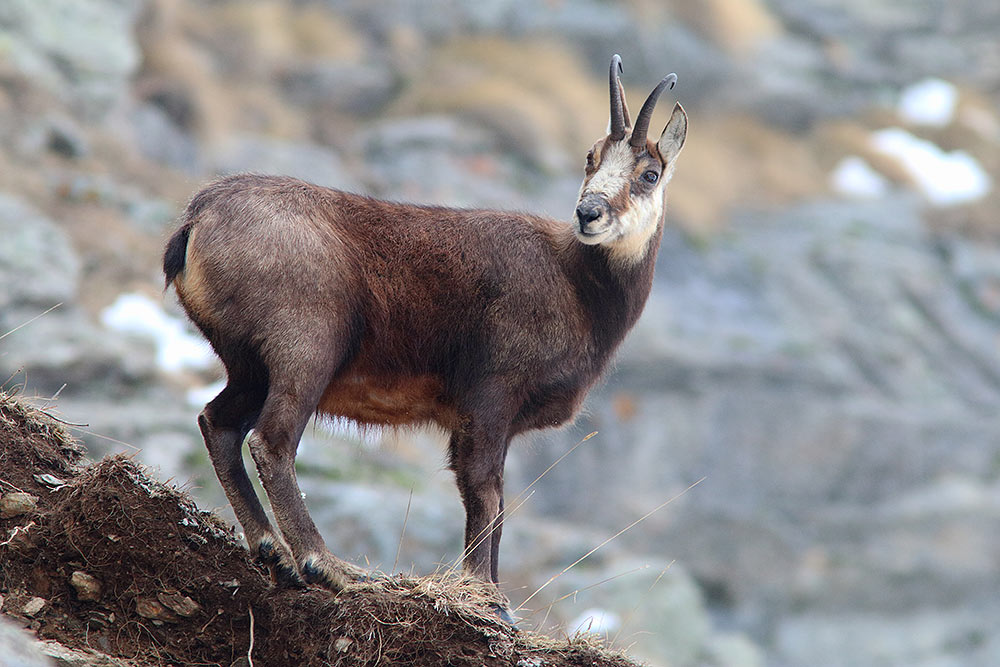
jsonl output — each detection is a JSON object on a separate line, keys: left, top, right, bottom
{"left": 163, "top": 57, "right": 686, "bottom": 612}
{"left": 172, "top": 175, "right": 657, "bottom": 431}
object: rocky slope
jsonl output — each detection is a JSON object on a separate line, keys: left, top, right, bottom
{"left": 0, "top": 390, "right": 641, "bottom": 667}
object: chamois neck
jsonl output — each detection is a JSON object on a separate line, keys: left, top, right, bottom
{"left": 556, "top": 220, "right": 663, "bottom": 351}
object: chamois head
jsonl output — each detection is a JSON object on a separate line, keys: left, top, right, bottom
{"left": 574, "top": 55, "right": 687, "bottom": 263}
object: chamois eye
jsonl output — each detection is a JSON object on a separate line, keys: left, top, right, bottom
{"left": 586, "top": 150, "right": 595, "bottom": 170}
{"left": 642, "top": 170, "right": 659, "bottom": 184}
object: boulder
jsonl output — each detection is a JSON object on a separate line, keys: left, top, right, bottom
{"left": 210, "top": 135, "right": 359, "bottom": 191}
{"left": 0, "top": 0, "right": 141, "bottom": 118}
{"left": 0, "top": 195, "right": 80, "bottom": 311}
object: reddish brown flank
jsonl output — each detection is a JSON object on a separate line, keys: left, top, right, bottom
{"left": 163, "top": 56, "right": 686, "bottom": 621}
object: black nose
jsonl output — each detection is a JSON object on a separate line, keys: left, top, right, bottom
{"left": 575, "top": 203, "right": 602, "bottom": 225}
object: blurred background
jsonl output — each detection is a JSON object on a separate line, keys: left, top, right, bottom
{"left": 2, "top": 1, "right": 999, "bottom": 665}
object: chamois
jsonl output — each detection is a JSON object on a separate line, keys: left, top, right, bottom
{"left": 163, "top": 55, "right": 686, "bottom": 619}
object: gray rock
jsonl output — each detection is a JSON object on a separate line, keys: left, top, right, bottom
{"left": 546, "top": 558, "right": 715, "bottom": 667}
{"left": 210, "top": 135, "right": 359, "bottom": 191}
{"left": 359, "top": 115, "right": 570, "bottom": 211}
{"left": 319, "top": 1, "right": 713, "bottom": 105}
{"left": 130, "top": 103, "right": 201, "bottom": 173}
{"left": 0, "top": 614, "right": 53, "bottom": 667}
{"left": 0, "top": 197, "right": 159, "bottom": 399}
{"left": 321, "top": 0, "right": 628, "bottom": 47}
{"left": 280, "top": 60, "right": 398, "bottom": 115}
{"left": 50, "top": 388, "right": 204, "bottom": 463}
{"left": 1, "top": 308, "right": 157, "bottom": 398}
{"left": 15, "top": 113, "right": 90, "bottom": 160}
{"left": 38, "top": 640, "right": 132, "bottom": 666}
{"left": 39, "top": 173, "right": 178, "bottom": 236}
{"left": 0, "top": 491, "right": 39, "bottom": 518}
{"left": 289, "top": 428, "right": 461, "bottom": 574}
{"left": 0, "top": 0, "right": 141, "bottom": 118}
{"left": 767, "top": 0, "right": 1000, "bottom": 89}
{"left": 0, "top": 195, "right": 80, "bottom": 310}
{"left": 775, "top": 605, "right": 1000, "bottom": 667}
{"left": 507, "top": 197, "right": 1000, "bottom": 661}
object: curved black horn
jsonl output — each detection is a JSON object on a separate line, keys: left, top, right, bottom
{"left": 609, "top": 54, "right": 626, "bottom": 142}
{"left": 629, "top": 73, "right": 678, "bottom": 150}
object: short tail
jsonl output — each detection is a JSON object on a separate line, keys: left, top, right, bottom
{"left": 163, "top": 222, "right": 193, "bottom": 288}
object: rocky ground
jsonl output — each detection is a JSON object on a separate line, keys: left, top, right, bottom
{"left": 1, "top": 1, "right": 999, "bottom": 665}
{"left": 0, "top": 389, "right": 642, "bottom": 667}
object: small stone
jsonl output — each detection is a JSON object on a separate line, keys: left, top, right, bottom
{"left": 85, "top": 611, "right": 111, "bottom": 629}
{"left": 157, "top": 591, "right": 201, "bottom": 618}
{"left": 334, "top": 637, "right": 353, "bottom": 653}
{"left": 0, "top": 492, "right": 39, "bottom": 518}
{"left": 22, "top": 597, "right": 46, "bottom": 617}
{"left": 135, "top": 597, "right": 179, "bottom": 623}
{"left": 70, "top": 571, "right": 103, "bottom": 602}
{"left": 32, "top": 474, "right": 66, "bottom": 490}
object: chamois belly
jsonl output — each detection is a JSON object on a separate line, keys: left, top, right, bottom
{"left": 317, "top": 373, "right": 458, "bottom": 429}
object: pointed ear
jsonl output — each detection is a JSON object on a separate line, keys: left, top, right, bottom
{"left": 658, "top": 102, "right": 687, "bottom": 165}
{"left": 618, "top": 79, "right": 631, "bottom": 128}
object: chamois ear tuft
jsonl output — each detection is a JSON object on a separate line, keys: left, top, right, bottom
{"left": 658, "top": 102, "right": 687, "bottom": 166}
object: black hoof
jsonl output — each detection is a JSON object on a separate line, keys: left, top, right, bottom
{"left": 273, "top": 562, "right": 306, "bottom": 589}
{"left": 301, "top": 558, "right": 346, "bottom": 590}
{"left": 301, "top": 560, "right": 323, "bottom": 583}
{"left": 256, "top": 540, "right": 280, "bottom": 565}
{"left": 490, "top": 603, "right": 518, "bottom": 628}
{"left": 257, "top": 541, "right": 304, "bottom": 588}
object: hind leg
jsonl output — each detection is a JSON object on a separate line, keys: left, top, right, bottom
{"left": 247, "top": 363, "right": 363, "bottom": 591}
{"left": 199, "top": 378, "right": 302, "bottom": 586}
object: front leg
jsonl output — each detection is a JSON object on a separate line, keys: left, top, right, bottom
{"left": 448, "top": 429, "right": 511, "bottom": 583}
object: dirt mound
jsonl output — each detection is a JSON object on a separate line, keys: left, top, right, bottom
{"left": 0, "top": 390, "right": 637, "bottom": 666}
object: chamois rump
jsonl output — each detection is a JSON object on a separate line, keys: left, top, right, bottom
{"left": 163, "top": 55, "right": 687, "bottom": 619}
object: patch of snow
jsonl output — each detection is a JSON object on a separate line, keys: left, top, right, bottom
{"left": 570, "top": 608, "right": 621, "bottom": 636}
{"left": 898, "top": 78, "right": 957, "bottom": 127}
{"left": 101, "top": 292, "right": 216, "bottom": 373}
{"left": 830, "top": 156, "right": 890, "bottom": 199}
{"left": 870, "top": 128, "right": 991, "bottom": 206}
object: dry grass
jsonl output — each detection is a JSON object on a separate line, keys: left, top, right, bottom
{"left": 667, "top": 0, "right": 780, "bottom": 55}
{"left": 393, "top": 37, "right": 608, "bottom": 172}
{"left": 668, "top": 112, "right": 830, "bottom": 234}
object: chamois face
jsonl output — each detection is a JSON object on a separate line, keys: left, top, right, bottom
{"left": 574, "top": 58, "right": 687, "bottom": 265}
